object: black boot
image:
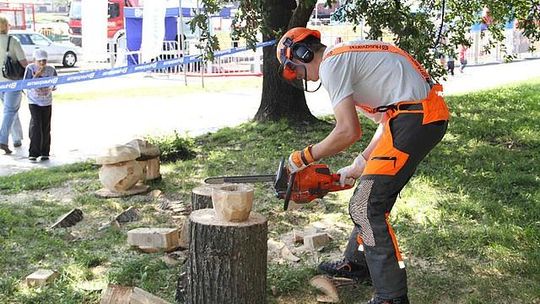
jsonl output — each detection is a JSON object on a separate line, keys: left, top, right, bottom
{"left": 318, "top": 258, "right": 371, "bottom": 283}
{"left": 0, "top": 143, "right": 12, "bottom": 154}
{"left": 367, "top": 295, "right": 409, "bottom": 304}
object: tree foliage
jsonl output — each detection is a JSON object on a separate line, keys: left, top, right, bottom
{"left": 190, "top": 0, "right": 540, "bottom": 121}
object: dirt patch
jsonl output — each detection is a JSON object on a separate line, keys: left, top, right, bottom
{"left": 0, "top": 181, "right": 79, "bottom": 205}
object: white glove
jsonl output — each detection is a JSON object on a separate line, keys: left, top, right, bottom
{"left": 337, "top": 154, "right": 367, "bottom": 187}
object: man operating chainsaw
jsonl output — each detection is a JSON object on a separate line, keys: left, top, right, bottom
{"left": 277, "top": 27, "right": 449, "bottom": 304}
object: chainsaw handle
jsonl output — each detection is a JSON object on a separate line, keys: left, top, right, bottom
{"left": 330, "top": 173, "right": 355, "bottom": 190}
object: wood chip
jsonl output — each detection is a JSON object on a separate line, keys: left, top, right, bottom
{"left": 150, "top": 189, "right": 162, "bottom": 198}
{"left": 310, "top": 275, "right": 339, "bottom": 303}
{"left": 50, "top": 208, "right": 83, "bottom": 229}
{"left": 130, "top": 287, "right": 171, "bottom": 304}
{"left": 100, "top": 284, "right": 132, "bottom": 304}
{"left": 115, "top": 206, "right": 139, "bottom": 223}
{"left": 281, "top": 246, "right": 301, "bottom": 262}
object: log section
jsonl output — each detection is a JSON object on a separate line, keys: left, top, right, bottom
{"left": 191, "top": 185, "right": 214, "bottom": 210}
{"left": 186, "top": 209, "right": 267, "bottom": 304}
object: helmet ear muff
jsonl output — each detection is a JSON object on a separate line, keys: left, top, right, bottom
{"left": 292, "top": 43, "right": 314, "bottom": 63}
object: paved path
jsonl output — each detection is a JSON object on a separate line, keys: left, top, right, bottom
{"left": 1, "top": 58, "right": 539, "bottom": 176}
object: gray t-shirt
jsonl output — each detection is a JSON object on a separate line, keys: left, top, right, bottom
{"left": 0, "top": 34, "right": 27, "bottom": 82}
{"left": 24, "top": 64, "right": 57, "bottom": 106}
{"left": 320, "top": 40, "right": 431, "bottom": 123}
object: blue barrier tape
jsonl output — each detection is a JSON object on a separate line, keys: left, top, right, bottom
{"left": 0, "top": 40, "right": 276, "bottom": 92}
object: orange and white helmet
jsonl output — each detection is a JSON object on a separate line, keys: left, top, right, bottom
{"left": 276, "top": 27, "right": 321, "bottom": 84}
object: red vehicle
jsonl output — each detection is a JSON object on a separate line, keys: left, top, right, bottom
{"left": 0, "top": 2, "right": 35, "bottom": 30}
{"left": 68, "top": 0, "right": 141, "bottom": 47}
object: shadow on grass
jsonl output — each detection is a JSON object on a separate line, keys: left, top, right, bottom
{"left": 402, "top": 81, "right": 540, "bottom": 302}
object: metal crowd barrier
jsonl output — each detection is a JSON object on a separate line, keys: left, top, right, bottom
{"left": 0, "top": 40, "right": 275, "bottom": 92}
{"left": 115, "top": 40, "right": 263, "bottom": 77}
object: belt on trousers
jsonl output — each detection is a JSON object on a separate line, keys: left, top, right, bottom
{"left": 361, "top": 84, "right": 450, "bottom": 124}
{"left": 372, "top": 102, "right": 423, "bottom": 113}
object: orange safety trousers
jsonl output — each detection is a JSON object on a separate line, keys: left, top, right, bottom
{"left": 345, "top": 85, "right": 449, "bottom": 299}
{"left": 323, "top": 42, "right": 449, "bottom": 299}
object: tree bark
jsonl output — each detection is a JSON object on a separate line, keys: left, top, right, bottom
{"left": 176, "top": 185, "right": 215, "bottom": 302}
{"left": 191, "top": 185, "right": 214, "bottom": 210}
{"left": 254, "top": 0, "right": 319, "bottom": 123}
{"left": 186, "top": 209, "right": 268, "bottom": 304}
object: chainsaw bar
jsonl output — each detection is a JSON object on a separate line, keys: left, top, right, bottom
{"left": 204, "top": 174, "right": 276, "bottom": 184}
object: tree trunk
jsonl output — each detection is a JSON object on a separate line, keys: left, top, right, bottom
{"left": 254, "top": 0, "right": 319, "bottom": 123}
{"left": 186, "top": 209, "right": 268, "bottom": 304}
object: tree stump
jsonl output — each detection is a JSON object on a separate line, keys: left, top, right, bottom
{"left": 179, "top": 185, "right": 215, "bottom": 250}
{"left": 186, "top": 209, "right": 267, "bottom": 304}
{"left": 175, "top": 185, "right": 220, "bottom": 302}
{"left": 191, "top": 185, "right": 213, "bottom": 210}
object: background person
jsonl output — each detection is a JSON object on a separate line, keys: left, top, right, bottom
{"left": 24, "top": 49, "right": 57, "bottom": 161}
{"left": 0, "top": 14, "right": 28, "bottom": 154}
{"left": 447, "top": 53, "right": 455, "bottom": 76}
{"left": 459, "top": 44, "right": 468, "bottom": 73}
{"left": 277, "top": 27, "right": 449, "bottom": 304}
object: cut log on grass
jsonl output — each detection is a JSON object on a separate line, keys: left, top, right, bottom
{"left": 98, "top": 220, "right": 120, "bottom": 232}
{"left": 100, "top": 284, "right": 133, "bottom": 304}
{"left": 95, "top": 184, "right": 150, "bottom": 198}
{"left": 304, "top": 233, "right": 331, "bottom": 251}
{"left": 191, "top": 185, "right": 213, "bottom": 210}
{"left": 309, "top": 275, "right": 340, "bottom": 303}
{"left": 50, "top": 208, "right": 83, "bottom": 229}
{"left": 186, "top": 208, "right": 267, "bottom": 304}
{"left": 115, "top": 206, "right": 139, "bottom": 223}
{"left": 127, "top": 228, "right": 180, "bottom": 251}
{"left": 26, "top": 269, "right": 59, "bottom": 287}
{"left": 130, "top": 287, "right": 171, "bottom": 304}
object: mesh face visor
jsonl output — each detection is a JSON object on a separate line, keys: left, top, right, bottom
{"left": 278, "top": 58, "right": 308, "bottom": 90}
{"left": 278, "top": 41, "right": 322, "bottom": 92}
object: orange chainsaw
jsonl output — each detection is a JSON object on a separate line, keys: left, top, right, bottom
{"left": 204, "top": 159, "right": 354, "bottom": 210}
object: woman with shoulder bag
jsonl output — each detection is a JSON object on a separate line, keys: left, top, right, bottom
{"left": 0, "top": 14, "right": 28, "bottom": 154}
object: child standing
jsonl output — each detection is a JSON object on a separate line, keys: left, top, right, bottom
{"left": 24, "top": 49, "right": 57, "bottom": 161}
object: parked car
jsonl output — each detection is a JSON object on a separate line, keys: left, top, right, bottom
{"left": 9, "top": 30, "right": 82, "bottom": 67}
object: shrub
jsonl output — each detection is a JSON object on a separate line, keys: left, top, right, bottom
{"left": 146, "top": 131, "right": 196, "bottom": 162}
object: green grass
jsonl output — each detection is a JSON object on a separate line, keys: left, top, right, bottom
{"left": 0, "top": 162, "right": 97, "bottom": 194}
{"left": 1, "top": 79, "right": 539, "bottom": 303}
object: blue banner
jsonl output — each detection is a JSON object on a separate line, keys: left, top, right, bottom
{"left": 0, "top": 40, "right": 276, "bottom": 92}
{"left": 124, "top": 7, "right": 233, "bottom": 19}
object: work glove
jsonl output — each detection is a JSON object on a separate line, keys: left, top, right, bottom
{"left": 337, "top": 154, "right": 367, "bottom": 187}
{"left": 288, "top": 145, "right": 315, "bottom": 173}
